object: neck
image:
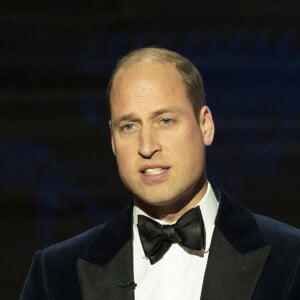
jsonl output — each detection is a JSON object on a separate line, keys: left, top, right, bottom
{"left": 134, "top": 179, "right": 208, "bottom": 223}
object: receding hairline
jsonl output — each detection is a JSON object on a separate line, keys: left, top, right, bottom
{"left": 107, "top": 47, "right": 206, "bottom": 120}
{"left": 108, "top": 47, "right": 192, "bottom": 94}
{"left": 111, "top": 60, "right": 180, "bottom": 91}
{"left": 116, "top": 47, "right": 186, "bottom": 69}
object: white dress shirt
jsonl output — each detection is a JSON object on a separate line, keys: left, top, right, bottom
{"left": 133, "top": 182, "right": 219, "bottom": 300}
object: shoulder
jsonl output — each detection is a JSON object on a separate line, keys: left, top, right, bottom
{"left": 38, "top": 203, "right": 133, "bottom": 265}
{"left": 20, "top": 223, "right": 108, "bottom": 300}
{"left": 20, "top": 206, "right": 133, "bottom": 299}
{"left": 254, "top": 213, "right": 300, "bottom": 250}
{"left": 39, "top": 223, "right": 105, "bottom": 265}
{"left": 215, "top": 189, "right": 300, "bottom": 257}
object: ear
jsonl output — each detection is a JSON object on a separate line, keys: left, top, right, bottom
{"left": 109, "top": 120, "right": 116, "bottom": 156}
{"left": 198, "top": 105, "right": 215, "bottom": 146}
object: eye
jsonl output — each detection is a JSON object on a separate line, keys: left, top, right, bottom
{"left": 161, "top": 118, "right": 172, "bottom": 125}
{"left": 121, "top": 123, "right": 135, "bottom": 132}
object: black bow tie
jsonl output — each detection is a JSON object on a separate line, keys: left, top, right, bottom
{"left": 137, "top": 207, "right": 205, "bottom": 264}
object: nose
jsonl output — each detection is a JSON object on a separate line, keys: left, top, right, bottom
{"left": 138, "top": 127, "right": 161, "bottom": 158}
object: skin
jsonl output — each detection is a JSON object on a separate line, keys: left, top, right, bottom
{"left": 109, "top": 61, "right": 215, "bottom": 223}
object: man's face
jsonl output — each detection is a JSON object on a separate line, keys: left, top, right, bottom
{"left": 110, "top": 62, "right": 214, "bottom": 213}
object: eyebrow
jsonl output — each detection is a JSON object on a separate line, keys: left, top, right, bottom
{"left": 112, "top": 107, "right": 182, "bottom": 125}
{"left": 113, "top": 113, "right": 138, "bottom": 126}
{"left": 150, "top": 107, "right": 181, "bottom": 119}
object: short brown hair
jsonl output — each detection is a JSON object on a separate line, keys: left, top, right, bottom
{"left": 107, "top": 47, "right": 206, "bottom": 117}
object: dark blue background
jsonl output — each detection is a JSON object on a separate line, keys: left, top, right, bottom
{"left": 1, "top": 2, "right": 299, "bottom": 298}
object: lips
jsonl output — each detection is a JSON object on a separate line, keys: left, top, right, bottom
{"left": 143, "top": 168, "right": 165, "bottom": 175}
{"left": 140, "top": 165, "right": 170, "bottom": 174}
{"left": 139, "top": 166, "right": 170, "bottom": 182}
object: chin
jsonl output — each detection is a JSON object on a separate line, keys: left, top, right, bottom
{"left": 135, "top": 197, "right": 171, "bottom": 207}
{"left": 135, "top": 193, "right": 189, "bottom": 211}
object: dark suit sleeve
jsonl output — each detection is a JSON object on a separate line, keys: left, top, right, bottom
{"left": 288, "top": 262, "right": 300, "bottom": 300}
{"left": 19, "top": 251, "right": 48, "bottom": 300}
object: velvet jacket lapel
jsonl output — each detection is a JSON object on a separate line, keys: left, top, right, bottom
{"left": 77, "top": 205, "right": 135, "bottom": 300}
{"left": 201, "top": 191, "right": 271, "bottom": 300}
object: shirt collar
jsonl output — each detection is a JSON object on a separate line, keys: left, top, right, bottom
{"left": 133, "top": 181, "right": 219, "bottom": 258}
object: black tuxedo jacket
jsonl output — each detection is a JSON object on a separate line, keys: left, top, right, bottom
{"left": 20, "top": 191, "right": 300, "bottom": 300}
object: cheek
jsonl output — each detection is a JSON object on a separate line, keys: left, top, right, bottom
{"left": 114, "top": 143, "right": 135, "bottom": 171}
{"left": 166, "top": 126, "right": 203, "bottom": 152}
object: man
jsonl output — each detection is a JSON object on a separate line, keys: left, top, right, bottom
{"left": 20, "top": 47, "right": 300, "bottom": 299}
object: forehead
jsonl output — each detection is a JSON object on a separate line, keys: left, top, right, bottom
{"left": 109, "top": 62, "right": 193, "bottom": 122}
{"left": 110, "top": 62, "right": 185, "bottom": 101}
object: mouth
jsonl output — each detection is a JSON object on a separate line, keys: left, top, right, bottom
{"left": 139, "top": 166, "right": 170, "bottom": 183}
{"left": 140, "top": 166, "right": 170, "bottom": 177}
{"left": 143, "top": 168, "right": 166, "bottom": 175}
